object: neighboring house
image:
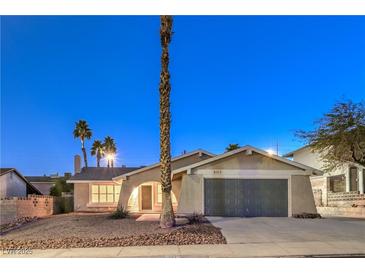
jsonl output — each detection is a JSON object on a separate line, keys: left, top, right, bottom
{"left": 117, "top": 146, "right": 321, "bottom": 217}
{"left": 26, "top": 173, "right": 71, "bottom": 195}
{"left": 0, "top": 168, "right": 41, "bottom": 198}
{"left": 283, "top": 146, "right": 365, "bottom": 209}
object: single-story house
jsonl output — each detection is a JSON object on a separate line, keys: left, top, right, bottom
{"left": 0, "top": 168, "right": 41, "bottom": 198}
{"left": 117, "top": 146, "right": 321, "bottom": 217}
{"left": 68, "top": 146, "right": 321, "bottom": 217}
{"left": 283, "top": 146, "right": 365, "bottom": 207}
{"left": 67, "top": 150, "right": 213, "bottom": 212}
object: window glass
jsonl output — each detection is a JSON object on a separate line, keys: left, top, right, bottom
{"left": 92, "top": 184, "right": 121, "bottom": 203}
{"left": 92, "top": 194, "right": 99, "bottom": 203}
{"left": 99, "top": 193, "right": 107, "bottom": 203}
{"left": 99, "top": 185, "right": 107, "bottom": 194}
{"left": 92, "top": 185, "right": 99, "bottom": 194}
{"left": 157, "top": 184, "right": 162, "bottom": 203}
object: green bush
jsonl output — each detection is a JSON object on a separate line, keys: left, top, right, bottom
{"left": 50, "top": 179, "right": 73, "bottom": 197}
{"left": 110, "top": 207, "right": 129, "bottom": 219}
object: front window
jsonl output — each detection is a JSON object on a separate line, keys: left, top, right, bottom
{"left": 329, "top": 175, "right": 345, "bottom": 192}
{"left": 91, "top": 184, "right": 121, "bottom": 203}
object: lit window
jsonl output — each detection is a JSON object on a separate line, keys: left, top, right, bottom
{"left": 92, "top": 185, "right": 99, "bottom": 203}
{"left": 157, "top": 184, "right": 162, "bottom": 203}
{"left": 91, "top": 184, "right": 121, "bottom": 203}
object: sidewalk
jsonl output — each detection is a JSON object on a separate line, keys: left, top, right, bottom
{"left": 2, "top": 240, "right": 365, "bottom": 258}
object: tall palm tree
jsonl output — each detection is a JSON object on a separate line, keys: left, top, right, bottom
{"left": 103, "top": 136, "right": 117, "bottom": 168}
{"left": 73, "top": 120, "right": 92, "bottom": 168}
{"left": 159, "top": 15, "right": 175, "bottom": 228}
{"left": 91, "top": 140, "right": 105, "bottom": 167}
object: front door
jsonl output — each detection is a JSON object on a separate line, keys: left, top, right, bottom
{"left": 141, "top": 185, "right": 152, "bottom": 210}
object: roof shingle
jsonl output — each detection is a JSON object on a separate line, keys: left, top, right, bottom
{"left": 68, "top": 167, "right": 140, "bottom": 181}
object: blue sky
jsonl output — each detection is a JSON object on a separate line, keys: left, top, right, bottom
{"left": 1, "top": 16, "right": 364, "bottom": 175}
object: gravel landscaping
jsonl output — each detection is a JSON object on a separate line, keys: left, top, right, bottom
{"left": 0, "top": 213, "right": 226, "bottom": 249}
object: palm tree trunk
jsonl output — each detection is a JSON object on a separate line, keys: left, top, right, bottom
{"left": 159, "top": 15, "right": 175, "bottom": 228}
{"left": 81, "top": 142, "right": 88, "bottom": 168}
{"left": 96, "top": 154, "right": 100, "bottom": 167}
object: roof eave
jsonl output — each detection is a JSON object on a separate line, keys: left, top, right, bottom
{"left": 113, "top": 149, "right": 215, "bottom": 180}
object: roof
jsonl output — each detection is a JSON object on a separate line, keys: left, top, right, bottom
{"left": 0, "top": 168, "right": 42, "bottom": 194}
{"left": 282, "top": 145, "right": 310, "bottom": 158}
{"left": 67, "top": 167, "right": 140, "bottom": 182}
{"left": 26, "top": 176, "right": 54, "bottom": 183}
{"left": 0, "top": 168, "right": 14, "bottom": 176}
{"left": 113, "top": 149, "right": 215, "bottom": 180}
{"left": 172, "top": 145, "right": 323, "bottom": 176}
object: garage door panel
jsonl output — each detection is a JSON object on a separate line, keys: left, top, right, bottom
{"left": 204, "top": 179, "right": 225, "bottom": 216}
{"left": 204, "top": 179, "right": 288, "bottom": 217}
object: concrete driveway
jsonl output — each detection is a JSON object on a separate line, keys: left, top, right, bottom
{"left": 207, "top": 217, "right": 365, "bottom": 256}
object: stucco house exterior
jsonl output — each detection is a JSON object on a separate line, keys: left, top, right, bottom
{"left": 68, "top": 146, "right": 321, "bottom": 217}
{"left": 283, "top": 146, "right": 365, "bottom": 216}
{"left": 0, "top": 168, "right": 41, "bottom": 198}
{"left": 67, "top": 150, "right": 213, "bottom": 212}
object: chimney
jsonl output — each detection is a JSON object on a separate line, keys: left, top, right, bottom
{"left": 74, "top": 155, "right": 81, "bottom": 174}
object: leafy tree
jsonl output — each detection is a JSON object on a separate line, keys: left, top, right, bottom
{"left": 225, "top": 143, "right": 240, "bottom": 152}
{"left": 91, "top": 140, "right": 105, "bottom": 167}
{"left": 73, "top": 120, "right": 92, "bottom": 168}
{"left": 103, "top": 136, "right": 117, "bottom": 168}
{"left": 296, "top": 100, "right": 365, "bottom": 172}
{"left": 159, "top": 15, "right": 175, "bottom": 228}
{"left": 50, "top": 179, "right": 73, "bottom": 197}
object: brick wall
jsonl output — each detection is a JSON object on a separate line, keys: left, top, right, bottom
{"left": 0, "top": 195, "right": 53, "bottom": 225}
{"left": 327, "top": 191, "right": 365, "bottom": 207}
{"left": 317, "top": 206, "right": 365, "bottom": 218}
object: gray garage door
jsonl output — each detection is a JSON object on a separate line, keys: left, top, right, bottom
{"left": 204, "top": 179, "right": 288, "bottom": 217}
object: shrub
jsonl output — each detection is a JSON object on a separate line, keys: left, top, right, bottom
{"left": 187, "top": 212, "right": 205, "bottom": 224}
{"left": 50, "top": 179, "right": 73, "bottom": 197}
{"left": 293, "top": 213, "right": 322, "bottom": 219}
{"left": 110, "top": 207, "right": 129, "bottom": 219}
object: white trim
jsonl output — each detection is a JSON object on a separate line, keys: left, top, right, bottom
{"left": 86, "top": 202, "right": 118, "bottom": 208}
{"left": 67, "top": 180, "right": 118, "bottom": 184}
{"left": 173, "top": 145, "right": 323, "bottom": 176}
{"left": 113, "top": 149, "right": 215, "bottom": 180}
{"left": 195, "top": 169, "right": 313, "bottom": 177}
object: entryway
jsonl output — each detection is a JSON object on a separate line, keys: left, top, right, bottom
{"left": 141, "top": 185, "right": 152, "bottom": 210}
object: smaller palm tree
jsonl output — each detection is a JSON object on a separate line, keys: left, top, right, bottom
{"left": 91, "top": 140, "right": 105, "bottom": 167}
{"left": 225, "top": 143, "right": 240, "bottom": 152}
{"left": 103, "top": 136, "right": 117, "bottom": 168}
{"left": 73, "top": 120, "right": 92, "bottom": 168}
